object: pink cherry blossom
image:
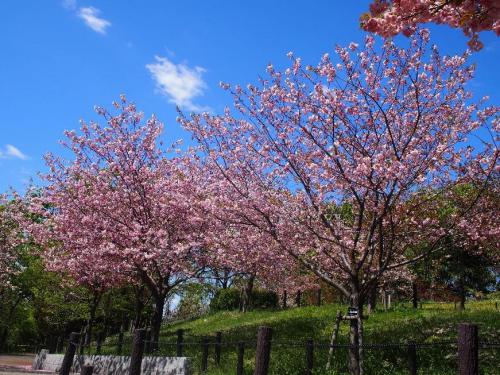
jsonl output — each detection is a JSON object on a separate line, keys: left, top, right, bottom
{"left": 361, "top": 0, "right": 500, "bottom": 51}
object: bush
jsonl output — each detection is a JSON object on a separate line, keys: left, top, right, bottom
{"left": 210, "top": 288, "right": 278, "bottom": 311}
{"left": 252, "top": 289, "right": 278, "bottom": 309}
{"left": 210, "top": 288, "right": 240, "bottom": 311}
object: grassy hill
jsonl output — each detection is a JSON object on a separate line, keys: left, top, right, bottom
{"left": 147, "top": 300, "right": 499, "bottom": 374}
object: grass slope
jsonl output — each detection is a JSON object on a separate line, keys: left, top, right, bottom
{"left": 152, "top": 300, "right": 499, "bottom": 374}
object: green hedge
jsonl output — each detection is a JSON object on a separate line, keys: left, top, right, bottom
{"left": 210, "top": 288, "right": 278, "bottom": 311}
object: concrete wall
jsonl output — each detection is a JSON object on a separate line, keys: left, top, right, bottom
{"left": 32, "top": 350, "right": 192, "bottom": 375}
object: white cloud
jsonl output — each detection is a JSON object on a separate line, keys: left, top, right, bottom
{"left": 0, "top": 145, "right": 29, "bottom": 160}
{"left": 62, "top": 0, "right": 77, "bottom": 10}
{"left": 77, "top": 7, "right": 111, "bottom": 34}
{"left": 146, "top": 56, "right": 209, "bottom": 112}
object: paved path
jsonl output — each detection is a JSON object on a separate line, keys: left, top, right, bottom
{"left": 0, "top": 354, "right": 50, "bottom": 374}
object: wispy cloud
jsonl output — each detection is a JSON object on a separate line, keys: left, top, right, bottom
{"left": 0, "top": 145, "right": 29, "bottom": 160}
{"left": 77, "top": 7, "right": 111, "bottom": 34}
{"left": 62, "top": 0, "right": 77, "bottom": 10}
{"left": 146, "top": 56, "right": 209, "bottom": 112}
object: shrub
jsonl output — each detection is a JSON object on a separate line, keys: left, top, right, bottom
{"left": 210, "top": 288, "right": 278, "bottom": 311}
{"left": 210, "top": 288, "right": 241, "bottom": 311}
{"left": 251, "top": 289, "right": 278, "bottom": 309}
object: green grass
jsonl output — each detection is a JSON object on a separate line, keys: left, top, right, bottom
{"left": 103, "top": 300, "right": 500, "bottom": 374}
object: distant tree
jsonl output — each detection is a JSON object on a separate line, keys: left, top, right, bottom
{"left": 435, "top": 237, "right": 497, "bottom": 309}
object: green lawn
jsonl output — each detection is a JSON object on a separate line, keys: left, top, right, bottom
{"left": 105, "top": 300, "right": 500, "bottom": 374}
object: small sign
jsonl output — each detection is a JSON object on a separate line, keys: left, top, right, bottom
{"left": 347, "top": 306, "right": 358, "bottom": 317}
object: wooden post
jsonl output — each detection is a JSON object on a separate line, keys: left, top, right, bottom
{"left": 117, "top": 330, "right": 124, "bottom": 355}
{"left": 254, "top": 326, "right": 272, "bottom": 375}
{"left": 81, "top": 365, "right": 94, "bottom": 375}
{"left": 176, "top": 329, "right": 184, "bottom": 357}
{"left": 282, "top": 290, "right": 287, "bottom": 309}
{"left": 201, "top": 338, "right": 209, "bottom": 373}
{"left": 144, "top": 329, "right": 151, "bottom": 354}
{"left": 236, "top": 342, "right": 245, "bottom": 375}
{"left": 326, "top": 311, "right": 342, "bottom": 370}
{"left": 305, "top": 339, "right": 314, "bottom": 375}
{"left": 55, "top": 336, "right": 62, "bottom": 353}
{"left": 295, "top": 290, "right": 302, "bottom": 307}
{"left": 215, "top": 331, "right": 222, "bottom": 365}
{"left": 79, "top": 329, "right": 85, "bottom": 355}
{"left": 96, "top": 332, "right": 102, "bottom": 355}
{"left": 408, "top": 342, "right": 417, "bottom": 375}
{"left": 458, "top": 324, "right": 478, "bottom": 375}
{"left": 316, "top": 289, "right": 322, "bottom": 306}
{"left": 129, "top": 328, "right": 146, "bottom": 375}
{"left": 59, "top": 332, "right": 80, "bottom": 375}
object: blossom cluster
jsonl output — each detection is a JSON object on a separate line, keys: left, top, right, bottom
{"left": 361, "top": 0, "right": 500, "bottom": 50}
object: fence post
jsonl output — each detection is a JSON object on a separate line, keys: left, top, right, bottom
{"left": 254, "top": 326, "right": 272, "bottom": 375}
{"left": 129, "top": 328, "right": 146, "bottom": 375}
{"left": 201, "top": 337, "right": 209, "bottom": 373}
{"left": 96, "top": 332, "right": 102, "bottom": 355}
{"left": 176, "top": 329, "right": 184, "bottom": 357}
{"left": 316, "top": 289, "right": 322, "bottom": 306}
{"left": 144, "top": 329, "right": 151, "bottom": 354}
{"left": 282, "top": 291, "right": 287, "bottom": 309}
{"left": 408, "top": 341, "right": 417, "bottom": 375}
{"left": 215, "top": 331, "right": 222, "bottom": 365}
{"left": 59, "top": 332, "right": 80, "bottom": 375}
{"left": 79, "top": 329, "right": 85, "bottom": 355}
{"left": 55, "top": 336, "right": 62, "bottom": 353}
{"left": 81, "top": 365, "right": 94, "bottom": 375}
{"left": 237, "top": 342, "right": 245, "bottom": 375}
{"left": 117, "top": 329, "right": 124, "bottom": 355}
{"left": 305, "top": 339, "right": 314, "bottom": 375}
{"left": 458, "top": 324, "right": 478, "bottom": 375}
{"left": 296, "top": 290, "right": 301, "bottom": 307}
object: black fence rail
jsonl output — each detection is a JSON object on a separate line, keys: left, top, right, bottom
{"left": 55, "top": 323, "right": 499, "bottom": 375}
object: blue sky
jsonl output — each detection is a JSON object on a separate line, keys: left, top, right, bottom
{"left": 1, "top": 0, "right": 499, "bottom": 193}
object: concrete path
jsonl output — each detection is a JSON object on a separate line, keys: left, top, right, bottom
{"left": 0, "top": 354, "right": 52, "bottom": 374}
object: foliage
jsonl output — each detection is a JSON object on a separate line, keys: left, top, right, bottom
{"left": 210, "top": 288, "right": 279, "bottom": 311}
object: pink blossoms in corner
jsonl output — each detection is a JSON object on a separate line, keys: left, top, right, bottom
{"left": 361, "top": 0, "right": 500, "bottom": 50}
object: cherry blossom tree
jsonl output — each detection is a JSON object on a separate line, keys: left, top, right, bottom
{"left": 204, "top": 219, "right": 317, "bottom": 311}
{"left": 27, "top": 97, "right": 208, "bottom": 348}
{"left": 181, "top": 30, "right": 499, "bottom": 374}
{"left": 361, "top": 0, "right": 500, "bottom": 50}
{"left": 0, "top": 195, "right": 21, "bottom": 294}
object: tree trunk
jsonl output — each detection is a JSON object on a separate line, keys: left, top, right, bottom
{"left": 458, "top": 275, "right": 466, "bottom": 311}
{"left": 459, "top": 288, "right": 466, "bottom": 311}
{"left": 239, "top": 274, "right": 255, "bottom": 313}
{"left": 149, "top": 293, "right": 166, "bottom": 352}
{"left": 85, "top": 291, "right": 101, "bottom": 346}
{"left": 367, "top": 282, "right": 377, "bottom": 314}
{"left": 412, "top": 282, "right": 418, "bottom": 309}
{"left": 133, "top": 286, "right": 146, "bottom": 329}
{"left": 0, "top": 327, "right": 8, "bottom": 351}
{"left": 347, "top": 285, "right": 362, "bottom": 375}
